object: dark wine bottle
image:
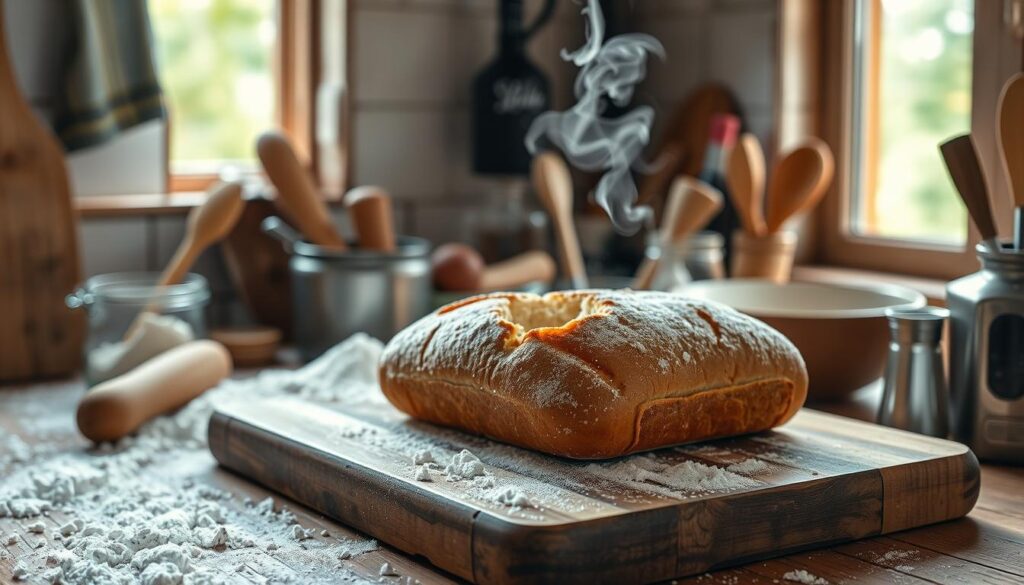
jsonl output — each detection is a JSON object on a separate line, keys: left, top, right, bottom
{"left": 472, "top": 0, "right": 555, "bottom": 176}
{"left": 701, "top": 114, "right": 741, "bottom": 261}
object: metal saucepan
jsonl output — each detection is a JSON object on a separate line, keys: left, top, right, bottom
{"left": 262, "top": 217, "right": 432, "bottom": 361}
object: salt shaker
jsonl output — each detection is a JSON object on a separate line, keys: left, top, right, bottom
{"left": 877, "top": 306, "right": 950, "bottom": 437}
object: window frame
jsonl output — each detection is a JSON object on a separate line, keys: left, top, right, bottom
{"left": 810, "top": 0, "right": 1019, "bottom": 280}
{"left": 76, "top": 0, "right": 348, "bottom": 214}
{"left": 162, "top": 0, "right": 319, "bottom": 194}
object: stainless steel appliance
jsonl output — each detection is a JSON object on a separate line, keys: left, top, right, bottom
{"left": 947, "top": 241, "right": 1024, "bottom": 462}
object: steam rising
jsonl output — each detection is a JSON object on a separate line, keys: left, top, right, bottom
{"left": 525, "top": 0, "right": 664, "bottom": 235}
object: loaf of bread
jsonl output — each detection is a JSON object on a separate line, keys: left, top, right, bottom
{"left": 379, "top": 290, "right": 807, "bottom": 459}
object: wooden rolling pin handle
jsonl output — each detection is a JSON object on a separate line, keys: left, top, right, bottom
{"left": 256, "top": 132, "right": 347, "bottom": 250}
{"left": 478, "top": 251, "right": 557, "bottom": 291}
{"left": 76, "top": 340, "right": 232, "bottom": 443}
{"left": 631, "top": 259, "right": 658, "bottom": 291}
{"left": 344, "top": 186, "right": 396, "bottom": 252}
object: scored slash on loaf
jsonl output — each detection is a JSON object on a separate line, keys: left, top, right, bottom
{"left": 378, "top": 290, "right": 808, "bottom": 459}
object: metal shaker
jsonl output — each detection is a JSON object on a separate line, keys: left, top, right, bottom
{"left": 947, "top": 242, "right": 1024, "bottom": 462}
{"left": 877, "top": 306, "right": 950, "bottom": 438}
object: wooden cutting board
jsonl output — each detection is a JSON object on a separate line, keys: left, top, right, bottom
{"left": 209, "top": 398, "right": 979, "bottom": 585}
{"left": 0, "top": 0, "right": 83, "bottom": 380}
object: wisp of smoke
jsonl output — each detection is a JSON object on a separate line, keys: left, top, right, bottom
{"left": 525, "top": 0, "right": 664, "bottom": 235}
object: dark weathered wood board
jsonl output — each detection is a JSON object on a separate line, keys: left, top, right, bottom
{"left": 208, "top": 398, "right": 980, "bottom": 585}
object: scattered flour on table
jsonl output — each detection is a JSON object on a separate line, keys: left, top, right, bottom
{"left": 0, "top": 334, "right": 387, "bottom": 584}
{"left": 725, "top": 458, "right": 770, "bottom": 475}
{"left": 783, "top": 569, "right": 829, "bottom": 584}
{"left": 2, "top": 330, "right": 783, "bottom": 582}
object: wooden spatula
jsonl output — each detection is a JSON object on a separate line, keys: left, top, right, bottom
{"left": 726, "top": 133, "right": 767, "bottom": 236}
{"left": 632, "top": 177, "right": 723, "bottom": 290}
{"left": 940, "top": 134, "right": 999, "bottom": 249}
{"left": 532, "top": 152, "right": 588, "bottom": 289}
{"left": 125, "top": 182, "right": 244, "bottom": 338}
{"left": 256, "top": 131, "right": 346, "bottom": 250}
{"left": 997, "top": 73, "right": 1024, "bottom": 250}
{"left": 764, "top": 137, "right": 835, "bottom": 233}
{"left": 0, "top": 0, "right": 84, "bottom": 380}
{"left": 344, "top": 186, "right": 396, "bottom": 252}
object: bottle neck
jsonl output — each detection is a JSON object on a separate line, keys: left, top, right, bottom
{"left": 701, "top": 143, "right": 729, "bottom": 177}
{"left": 499, "top": 0, "right": 526, "bottom": 53}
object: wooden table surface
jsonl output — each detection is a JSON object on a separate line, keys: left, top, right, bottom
{"left": 1, "top": 377, "right": 1021, "bottom": 585}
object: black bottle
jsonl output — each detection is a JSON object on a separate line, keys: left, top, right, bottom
{"left": 472, "top": 0, "right": 555, "bottom": 176}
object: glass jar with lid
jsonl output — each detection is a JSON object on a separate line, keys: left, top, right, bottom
{"left": 65, "top": 272, "right": 210, "bottom": 385}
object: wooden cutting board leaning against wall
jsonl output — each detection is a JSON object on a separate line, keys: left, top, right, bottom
{"left": 210, "top": 397, "right": 980, "bottom": 585}
{"left": 0, "top": 0, "right": 84, "bottom": 380}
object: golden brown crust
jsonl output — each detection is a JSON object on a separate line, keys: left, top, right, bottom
{"left": 379, "top": 290, "right": 808, "bottom": 459}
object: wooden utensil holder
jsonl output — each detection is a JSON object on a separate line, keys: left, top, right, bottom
{"left": 730, "top": 230, "right": 797, "bottom": 282}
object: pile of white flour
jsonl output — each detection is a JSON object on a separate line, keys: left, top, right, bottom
{"left": 0, "top": 334, "right": 389, "bottom": 585}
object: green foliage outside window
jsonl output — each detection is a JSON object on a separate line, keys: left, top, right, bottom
{"left": 151, "top": 0, "right": 276, "bottom": 172}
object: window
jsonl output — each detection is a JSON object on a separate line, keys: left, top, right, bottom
{"left": 151, "top": 0, "right": 277, "bottom": 181}
{"left": 850, "top": 0, "right": 973, "bottom": 244}
{"left": 810, "top": 0, "right": 1019, "bottom": 280}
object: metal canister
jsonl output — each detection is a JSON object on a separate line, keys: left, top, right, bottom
{"left": 877, "top": 306, "right": 950, "bottom": 438}
{"left": 264, "top": 218, "right": 432, "bottom": 362}
{"left": 947, "top": 242, "right": 1024, "bottom": 462}
{"left": 643, "top": 230, "right": 725, "bottom": 291}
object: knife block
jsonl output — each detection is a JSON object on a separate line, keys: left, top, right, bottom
{"left": 0, "top": 1, "right": 84, "bottom": 380}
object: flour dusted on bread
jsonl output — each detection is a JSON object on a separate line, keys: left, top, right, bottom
{"left": 379, "top": 290, "right": 808, "bottom": 459}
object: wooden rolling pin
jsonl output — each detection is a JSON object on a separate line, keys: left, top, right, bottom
{"left": 432, "top": 244, "right": 556, "bottom": 292}
{"left": 344, "top": 186, "right": 396, "bottom": 251}
{"left": 531, "top": 152, "right": 588, "bottom": 289}
{"left": 256, "top": 131, "right": 347, "bottom": 250}
{"left": 76, "top": 340, "right": 232, "bottom": 443}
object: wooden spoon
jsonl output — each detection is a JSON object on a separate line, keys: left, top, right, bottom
{"left": 726, "top": 133, "right": 768, "bottom": 236}
{"left": 344, "top": 186, "right": 396, "bottom": 252}
{"left": 764, "top": 137, "right": 835, "bottom": 233}
{"left": 257, "top": 131, "right": 346, "bottom": 250}
{"left": 125, "top": 182, "right": 244, "bottom": 339}
{"left": 997, "top": 73, "right": 1024, "bottom": 250}
{"left": 940, "top": 134, "right": 999, "bottom": 249}
{"left": 531, "top": 152, "right": 588, "bottom": 289}
{"left": 632, "top": 176, "right": 723, "bottom": 290}
{"left": 160, "top": 182, "right": 245, "bottom": 287}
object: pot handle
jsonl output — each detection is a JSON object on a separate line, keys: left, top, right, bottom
{"left": 261, "top": 216, "right": 301, "bottom": 254}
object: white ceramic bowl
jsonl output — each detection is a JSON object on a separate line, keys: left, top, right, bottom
{"left": 678, "top": 279, "right": 926, "bottom": 400}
